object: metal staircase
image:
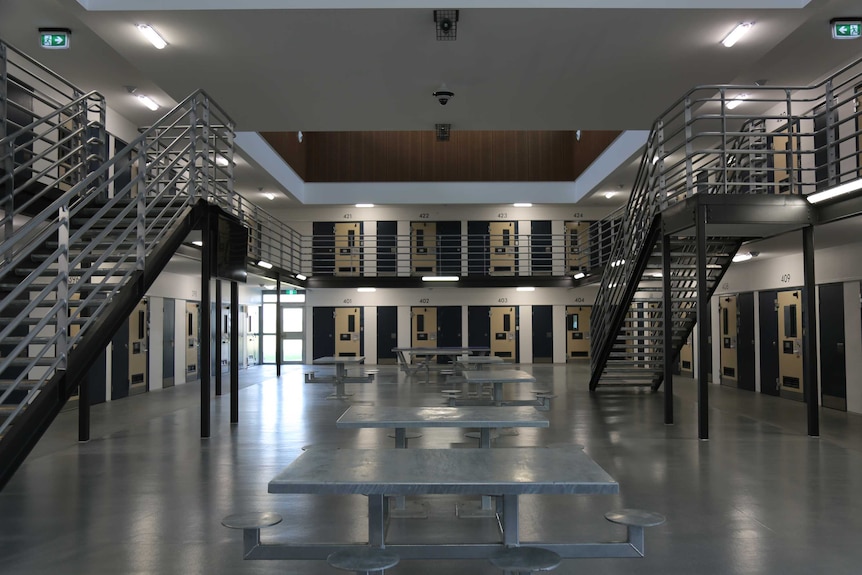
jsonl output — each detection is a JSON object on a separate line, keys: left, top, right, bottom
{"left": 589, "top": 55, "right": 862, "bottom": 390}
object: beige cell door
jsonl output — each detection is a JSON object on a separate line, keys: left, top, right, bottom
{"left": 566, "top": 305, "right": 591, "bottom": 360}
{"left": 334, "top": 222, "right": 361, "bottom": 276}
{"left": 185, "top": 302, "right": 199, "bottom": 379}
{"left": 772, "top": 126, "right": 800, "bottom": 194}
{"left": 777, "top": 289, "right": 804, "bottom": 399}
{"left": 489, "top": 221, "right": 516, "bottom": 274}
{"left": 411, "top": 307, "right": 438, "bottom": 350}
{"left": 565, "top": 221, "right": 590, "bottom": 273}
{"left": 128, "top": 299, "right": 148, "bottom": 396}
{"left": 490, "top": 307, "right": 517, "bottom": 359}
{"left": 334, "top": 307, "right": 361, "bottom": 357}
{"left": 679, "top": 336, "right": 694, "bottom": 375}
{"left": 411, "top": 222, "right": 437, "bottom": 274}
{"left": 719, "top": 295, "right": 738, "bottom": 387}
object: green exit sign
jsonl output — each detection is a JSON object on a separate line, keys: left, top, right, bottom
{"left": 831, "top": 19, "right": 861, "bottom": 39}
{"left": 284, "top": 289, "right": 297, "bottom": 295}
{"left": 39, "top": 28, "right": 71, "bottom": 49}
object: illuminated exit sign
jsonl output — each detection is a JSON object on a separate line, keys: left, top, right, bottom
{"left": 39, "top": 28, "right": 71, "bottom": 49}
{"left": 831, "top": 19, "right": 861, "bottom": 39}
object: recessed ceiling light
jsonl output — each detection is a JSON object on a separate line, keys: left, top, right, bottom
{"left": 136, "top": 24, "right": 168, "bottom": 50}
{"left": 355, "top": 203, "right": 374, "bottom": 208}
{"left": 192, "top": 240, "right": 203, "bottom": 247}
{"left": 135, "top": 93, "right": 159, "bottom": 111}
{"left": 806, "top": 177, "right": 862, "bottom": 203}
{"left": 357, "top": 287, "right": 376, "bottom": 293}
{"left": 732, "top": 253, "right": 752, "bottom": 263}
{"left": 295, "top": 273, "right": 307, "bottom": 281}
{"left": 421, "top": 276, "right": 459, "bottom": 282}
{"left": 215, "top": 155, "right": 229, "bottom": 167}
{"left": 573, "top": 272, "right": 586, "bottom": 280}
{"left": 516, "top": 286, "right": 535, "bottom": 292}
{"left": 726, "top": 94, "right": 748, "bottom": 110}
{"left": 604, "top": 191, "right": 617, "bottom": 199}
{"left": 721, "top": 22, "right": 753, "bottom": 48}
{"left": 264, "top": 192, "right": 276, "bottom": 200}
{"left": 513, "top": 203, "right": 533, "bottom": 208}
{"left": 256, "top": 260, "right": 273, "bottom": 269}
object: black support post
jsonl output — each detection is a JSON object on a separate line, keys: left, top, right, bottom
{"left": 215, "top": 280, "right": 222, "bottom": 396}
{"left": 696, "top": 203, "right": 709, "bottom": 440}
{"left": 230, "top": 281, "right": 239, "bottom": 424}
{"left": 200, "top": 212, "right": 212, "bottom": 438}
{"left": 276, "top": 275, "right": 282, "bottom": 377}
{"left": 802, "top": 225, "right": 820, "bottom": 437}
{"left": 662, "top": 232, "right": 674, "bottom": 425}
{"left": 78, "top": 375, "right": 90, "bottom": 442}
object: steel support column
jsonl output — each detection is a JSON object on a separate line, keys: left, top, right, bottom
{"left": 662, "top": 232, "right": 674, "bottom": 425}
{"left": 276, "top": 275, "right": 282, "bottom": 377}
{"left": 231, "top": 281, "right": 239, "bottom": 424}
{"left": 695, "top": 203, "right": 709, "bottom": 440}
{"left": 802, "top": 225, "right": 819, "bottom": 437}
{"left": 215, "top": 280, "right": 222, "bottom": 396}
{"left": 201, "top": 211, "right": 212, "bottom": 438}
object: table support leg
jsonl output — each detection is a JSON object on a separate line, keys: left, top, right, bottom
{"left": 368, "top": 494, "right": 386, "bottom": 547}
{"left": 502, "top": 494, "right": 519, "bottom": 546}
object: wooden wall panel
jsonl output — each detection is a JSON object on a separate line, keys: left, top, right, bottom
{"left": 260, "top": 132, "right": 307, "bottom": 180}
{"left": 264, "top": 130, "right": 620, "bottom": 183}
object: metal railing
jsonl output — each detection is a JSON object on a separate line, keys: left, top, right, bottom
{"left": 590, "top": 53, "right": 862, "bottom": 377}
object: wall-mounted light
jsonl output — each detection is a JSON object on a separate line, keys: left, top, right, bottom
{"left": 732, "top": 252, "right": 752, "bottom": 263}
{"left": 136, "top": 24, "right": 168, "bottom": 49}
{"left": 192, "top": 240, "right": 203, "bottom": 247}
{"left": 126, "top": 86, "right": 159, "bottom": 111}
{"left": 357, "top": 287, "right": 377, "bottom": 293}
{"left": 355, "top": 203, "right": 374, "bottom": 208}
{"left": 422, "top": 276, "right": 459, "bottom": 282}
{"left": 604, "top": 191, "right": 617, "bottom": 199}
{"left": 807, "top": 177, "right": 862, "bottom": 204}
{"left": 295, "top": 273, "right": 307, "bottom": 281}
{"left": 264, "top": 192, "right": 276, "bottom": 201}
{"left": 516, "top": 286, "right": 535, "bottom": 292}
{"left": 513, "top": 203, "right": 533, "bottom": 208}
{"left": 721, "top": 22, "right": 753, "bottom": 47}
{"left": 215, "top": 155, "right": 230, "bottom": 167}
{"left": 725, "top": 94, "right": 749, "bottom": 110}
{"left": 573, "top": 272, "right": 586, "bottom": 280}
{"left": 256, "top": 260, "right": 273, "bottom": 269}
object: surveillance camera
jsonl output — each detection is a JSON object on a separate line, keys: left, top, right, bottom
{"left": 433, "top": 90, "right": 454, "bottom": 105}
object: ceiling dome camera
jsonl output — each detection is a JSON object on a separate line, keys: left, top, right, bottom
{"left": 433, "top": 90, "right": 454, "bottom": 105}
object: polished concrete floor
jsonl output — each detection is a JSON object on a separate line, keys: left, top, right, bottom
{"left": 2, "top": 362, "right": 862, "bottom": 574}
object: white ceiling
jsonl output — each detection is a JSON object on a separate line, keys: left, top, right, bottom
{"left": 2, "top": 0, "right": 862, "bottom": 207}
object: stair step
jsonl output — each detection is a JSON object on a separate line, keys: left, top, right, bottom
{"left": 0, "top": 380, "right": 40, "bottom": 391}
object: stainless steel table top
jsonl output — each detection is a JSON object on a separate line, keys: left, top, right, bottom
{"left": 313, "top": 356, "right": 365, "bottom": 365}
{"left": 335, "top": 405, "right": 549, "bottom": 429}
{"left": 463, "top": 369, "right": 536, "bottom": 384}
{"left": 457, "top": 356, "right": 505, "bottom": 364}
{"left": 268, "top": 447, "right": 618, "bottom": 496}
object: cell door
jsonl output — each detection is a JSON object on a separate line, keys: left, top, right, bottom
{"left": 128, "top": 299, "right": 148, "bottom": 396}
{"left": 489, "top": 221, "right": 516, "bottom": 274}
{"left": 813, "top": 104, "right": 839, "bottom": 191}
{"left": 185, "top": 302, "right": 199, "bottom": 379}
{"left": 436, "top": 306, "right": 463, "bottom": 357}
{"left": 411, "top": 222, "right": 437, "bottom": 274}
{"left": 566, "top": 306, "right": 591, "bottom": 360}
{"left": 819, "top": 283, "right": 847, "bottom": 410}
{"left": 468, "top": 306, "right": 491, "bottom": 349}
{"left": 565, "top": 221, "right": 590, "bottom": 273}
{"left": 758, "top": 290, "right": 780, "bottom": 396}
{"left": 377, "top": 221, "right": 398, "bottom": 275}
{"left": 719, "top": 295, "right": 738, "bottom": 387}
{"left": 334, "top": 307, "right": 361, "bottom": 357}
{"left": 312, "top": 307, "right": 335, "bottom": 359}
{"left": 436, "top": 221, "right": 462, "bottom": 275}
{"left": 334, "top": 222, "right": 362, "bottom": 276}
{"left": 777, "top": 289, "right": 804, "bottom": 400}
{"left": 531, "top": 221, "right": 553, "bottom": 275}
{"left": 312, "top": 221, "right": 335, "bottom": 275}
{"left": 532, "top": 305, "right": 554, "bottom": 363}
{"left": 111, "top": 317, "right": 130, "bottom": 400}
{"left": 162, "top": 298, "right": 175, "bottom": 388}
{"left": 412, "top": 307, "right": 438, "bottom": 350}
{"left": 737, "top": 292, "right": 756, "bottom": 391}
{"left": 491, "top": 307, "right": 518, "bottom": 360}
{"left": 377, "top": 307, "right": 398, "bottom": 364}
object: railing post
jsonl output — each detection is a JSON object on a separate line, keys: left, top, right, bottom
{"left": 57, "top": 205, "right": 70, "bottom": 372}
{"left": 684, "top": 97, "right": 694, "bottom": 198}
{"left": 720, "top": 88, "right": 729, "bottom": 195}
{"left": 190, "top": 100, "right": 201, "bottom": 202}
{"left": 2, "top": 43, "right": 14, "bottom": 246}
{"left": 825, "top": 80, "right": 837, "bottom": 189}
{"left": 784, "top": 89, "right": 796, "bottom": 194}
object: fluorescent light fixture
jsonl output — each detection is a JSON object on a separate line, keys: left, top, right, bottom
{"left": 513, "top": 203, "right": 533, "bottom": 208}
{"left": 725, "top": 94, "right": 748, "bottom": 110}
{"left": 355, "top": 203, "right": 374, "bottom": 208}
{"left": 516, "top": 286, "right": 535, "bottom": 292}
{"left": 295, "top": 273, "right": 307, "bottom": 281}
{"left": 137, "top": 24, "right": 168, "bottom": 49}
{"left": 256, "top": 260, "right": 273, "bottom": 269}
{"left": 215, "top": 155, "right": 229, "bottom": 167}
{"left": 421, "top": 276, "right": 459, "bottom": 282}
{"left": 573, "top": 272, "right": 586, "bottom": 280}
{"left": 721, "top": 22, "right": 753, "bottom": 48}
{"left": 264, "top": 192, "right": 276, "bottom": 200}
{"left": 192, "top": 240, "right": 203, "bottom": 247}
{"left": 135, "top": 93, "right": 159, "bottom": 111}
{"left": 357, "top": 287, "right": 377, "bottom": 293}
{"left": 604, "top": 191, "right": 617, "bottom": 199}
{"left": 806, "top": 177, "right": 862, "bottom": 204}
{"left": 732, "top": 252, "right": 752, "bottom": 263}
